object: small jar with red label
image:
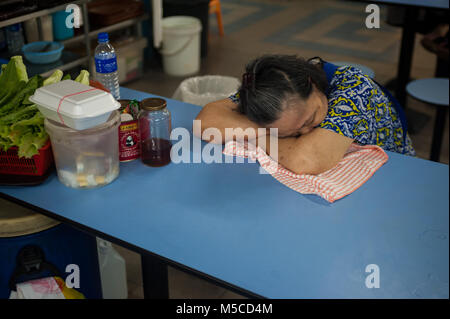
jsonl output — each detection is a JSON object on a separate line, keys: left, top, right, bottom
{"left": 138, "top": 98, "right": 172, "bottom": 167}
{"left": 118, "top": 99, "right": 140, "bottom": 162}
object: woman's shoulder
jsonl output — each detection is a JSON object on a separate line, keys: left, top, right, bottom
{"left": 330, "top": 65, "right": 375, "bottom": 92}
{"left": 328, "top": 66, "right": 386, "bottom": 108}
{"left": 323, "top": 65, "right": 393, "bottom": 123}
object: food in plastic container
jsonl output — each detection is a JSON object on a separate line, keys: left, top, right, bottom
{"left": 29, "top": 80, "right": 120, "bottom": 130}
{"left": 44, "top": 111, "right": 121, "bottom": 189}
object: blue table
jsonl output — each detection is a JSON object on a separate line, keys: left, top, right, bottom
{"left": 1, "top": 88, "right": 448, "bottom": 298}
{"left": 367, "top": 0, "right": 448, "bottom": 9}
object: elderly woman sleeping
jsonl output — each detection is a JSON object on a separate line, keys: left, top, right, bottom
{"left": 195, "top": 55, "right": 415, "bottom": 175}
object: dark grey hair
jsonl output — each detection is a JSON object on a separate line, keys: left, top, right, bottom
{"left": 237, "top": 55, "right": 328, "bottom": 125}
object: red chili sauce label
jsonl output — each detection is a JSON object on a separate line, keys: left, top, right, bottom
{"left": 119, "top": 120, "right": 140, "bottom": 161}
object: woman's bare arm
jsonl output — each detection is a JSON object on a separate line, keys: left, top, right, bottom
{"left": 194, "top": 99, "right": 266, "bottom": 143}
{"left": 195, "top": 99, "right": 353, "bottom": 175}
{"left": 257, "top": 128, "right": 354, "bottom": 175}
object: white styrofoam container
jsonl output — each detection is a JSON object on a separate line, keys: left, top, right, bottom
{"left": 29, "top": 80, "right": 120, "bottom": 130}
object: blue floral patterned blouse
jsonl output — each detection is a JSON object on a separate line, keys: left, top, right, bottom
{"left": 229, "top": 65, "right": 416, "bottom": 156}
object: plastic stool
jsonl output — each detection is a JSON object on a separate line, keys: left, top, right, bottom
{"left": 406, "top": 78, "right": 449, "bottom": 162}
{"left": 210, "top": 0, "right": 224, "bottom": 37}
{"left": 333, "top": 61, "right": 375, "bottom": 79}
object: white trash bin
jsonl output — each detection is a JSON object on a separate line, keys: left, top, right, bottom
{"left": 160, "top": 16, "right": 202, "bottom": 77}
{"left": 172, "top": 75, "right": 241, "bottom": 107}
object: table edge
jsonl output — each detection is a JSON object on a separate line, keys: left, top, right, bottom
{"left": 0, "top": 192, "right": 265, "bottom": 300}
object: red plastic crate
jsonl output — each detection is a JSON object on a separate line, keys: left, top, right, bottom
{"left": 0, "top": 140, "right": 54, "bottom": 176}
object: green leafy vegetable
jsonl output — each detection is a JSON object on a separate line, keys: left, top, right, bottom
{"left": 62, "top": 74, "right": 71, "bottom": 81}
{"left": 0, "top": 81, "right": 27, "bottom": 106}
{"left": 0, "top": 56, "right": 28, "bottom": 104}
{"left": 0, "top": 104, "right": 39, "bottom": 126}
{"left": 0, "top": 105, "right": 46, "bottom": 157}
{"left": 43, "top": 69, "right": 63, "bottom": 86}
{"left": 75, "top": 70, "right": 90, "bottom": 85}
{"left": 9, "top": 111, "right": 48, "bottom": 158}
{"left": 0, "top": 57, "right": 90, "bottom": 158}
{"left": 0, "top": 75, "right": 40, "bottom": 117}
{"left": 21, "top": 75, "right": 43, "bottom": 105}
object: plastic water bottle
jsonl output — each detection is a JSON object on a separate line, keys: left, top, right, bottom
{"left": 6, "top": 24, "right": 25, "bottom": 55}
{"left": 94, "top": 32, "right": 120, "bottom": 99}
{"left": 97, "top": 238, "right": 128, "bottom": 299}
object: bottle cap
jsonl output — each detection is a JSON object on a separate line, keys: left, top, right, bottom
{"left": 140, "top": 98, "right": 167, "bottom": 111}
{"left": 98, "top": 32, "right": 109, "bottom": 43}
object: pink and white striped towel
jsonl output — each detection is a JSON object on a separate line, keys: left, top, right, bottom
{"left": 223, "top": 141, "right": 388, "bottom": 203}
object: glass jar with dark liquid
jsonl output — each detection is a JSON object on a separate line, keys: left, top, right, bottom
{"left": 138, "top": 98, "right": 172, "bottom": 167}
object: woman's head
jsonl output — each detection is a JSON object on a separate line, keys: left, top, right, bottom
{"left": 237, "top": 55, "right": 329, "bottom": 137}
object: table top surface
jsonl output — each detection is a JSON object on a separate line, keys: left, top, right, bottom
{"left": 1, "top": 88, "right": 448, "bottom": 298}
{"left": 358, "top": 0, "right": 449, "bottom": 9}
{"left": 407, "top": 78, "right": 449, "bottom": 106}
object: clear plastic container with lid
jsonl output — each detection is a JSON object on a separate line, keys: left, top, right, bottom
{"left": 138, "top": 98, "right": 172, "bottom": 167}
{"left": 44, "top": 111, "right": 121, "bottom": 188}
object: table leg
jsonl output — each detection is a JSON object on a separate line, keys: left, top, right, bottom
{"left": 395, "top": 6, "right": 419, "bottom": 108}
{"left": 430, "top": 106, "right": 448, "bottom": 162}
{"left": 141, "top": 254, "right": 169, "bottom": 299}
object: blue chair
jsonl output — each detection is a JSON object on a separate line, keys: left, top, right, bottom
{"left": 406, "top": 78, "right": 449, "bottom": 162}
{"left": 332, "top": 61, "right": 375, "bottom": 79}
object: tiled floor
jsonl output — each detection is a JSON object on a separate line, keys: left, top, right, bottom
{"left": 113, "top": 244, "right": 246, "bottom": 299}
{"left": 117, "top": 0, "right": 448, "bottom": 298}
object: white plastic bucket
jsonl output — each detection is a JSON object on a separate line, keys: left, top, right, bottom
{"left": 160, "top": 16, "right": 202, "bottom": 77}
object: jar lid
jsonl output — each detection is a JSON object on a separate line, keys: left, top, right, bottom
{"left": 140, "top": 98, "right": 167, "bottom": 111}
